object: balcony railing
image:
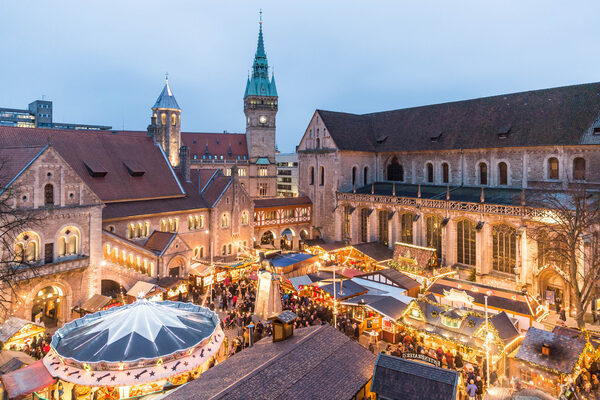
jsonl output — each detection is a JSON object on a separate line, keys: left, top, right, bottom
{"left": 15, "top": 255, "right": 90, "bottom": 281}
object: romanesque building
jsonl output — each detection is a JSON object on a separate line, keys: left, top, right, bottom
{"left": 297, "top": 82, "right": 600, "bottom": 310}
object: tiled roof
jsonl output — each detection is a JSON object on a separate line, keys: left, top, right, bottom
{"left": 371, "top": 354, "right": 459, "bottom": 400}
{"left": 514, "top": 327, "right": 586, "bottom": 375}
{"left": 253, "top": 196, "right": 311, "bottom": 209}
{"left": 165, "top": 325, "right": 376, "bottom": 400}
{"left": 0, "top": 145, "right": 46, "bottom": 189}
{"left": 359, "top": 268, "right": 421, "bottom": 291}
{"left": 490, "top": 311, "right": 520, "bottom": 343}
{"left": 393, "top": 242, "right": 436, "bottom": 268}
{"left": 144, "top": 232, "right": 176, "bottom": 255}
{"left": 181, "top": 132, "right": 248, "bottom": 161}
{"left": 152, "top": 80, "right": 180, "bottom": 110}
{"left": 317, "top": 82, "right": 600, "bottom": 152}
{"left": 319, "top": 279, "right": 368, "bottom": 300}
{"left": 0, "top": 127, "right": 184, "bottom": 202}
{"left": 0, "top": 318, "right": 43, "bottom": 343}
{"left": 352, "top": 242, "right": 394, "bottom": 262}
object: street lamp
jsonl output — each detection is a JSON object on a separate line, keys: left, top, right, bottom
{"left": 484, "top": 295, "right": 491, "bottom": 388}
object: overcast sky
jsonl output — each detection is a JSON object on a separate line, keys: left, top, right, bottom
{"left": 1, "top": 1, "right": 599, "bottom": 152}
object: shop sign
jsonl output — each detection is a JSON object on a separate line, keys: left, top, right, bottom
{"left": 230, "top": 269, "right": 240, "bottom": 279}
{"left": 216, "top": 272, "right": 227, "bottom": 282}
{"left": 443, "top": 288, "right": 475, "bottom": 306}
{"left": 401, "top": 352, "right": 441, "bottom": 367}
{"left": 203, "top": 276, "right": 214, "bottom": 287}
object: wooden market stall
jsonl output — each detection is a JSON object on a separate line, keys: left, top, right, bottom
{"left": 126, "top": 281, "right": 165, "bottom": 303}
{"left": 157, "top": 276, "right": 189, "bottom": 301}
{"left": 358, "top": 268, "right": 421, "bottom": 298}
{"left": 388, "top": 242, "right": 457, "bottom": 287}
{"left": 0, "top": 317, "right": 44, "bottom": 351}
{"left": 306, "top": 241, "right": 393, "bottom": 273}
{"left": 76, "top": 294, "right": 117, "bottom": 317}
{"left": 342, "top": 294, "right": 409, "bottom": 343}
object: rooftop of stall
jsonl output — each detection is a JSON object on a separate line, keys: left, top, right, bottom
{"left": 265, "top": 252, "right": 319, "bottom": 278}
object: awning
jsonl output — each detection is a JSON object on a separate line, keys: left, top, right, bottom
{"left": 126, "top": 281, "right": 164, "bottom": 298}
{"left": 190, "top": 263, "right": 214, "bottom": 276}
{"left": 1, "top": 360, "right": 54, "bottom": 398}
{"left": 80, "top": 294, "right": 111, "bottom": 313}
{"left": 0, "top": 350, "right": 36, "bottom": 374}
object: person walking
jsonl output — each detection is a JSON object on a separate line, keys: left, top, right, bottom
{"left": 475, "top": 376, "right": 483, "bottom": 400}
{"left": 466, "top": 380, "right": 478, "bottom": 400}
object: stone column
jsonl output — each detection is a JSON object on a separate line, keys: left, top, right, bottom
{"left": 369, "top": 208, "right": 378, "bottom": 243}
{"left": 415, "top": 212, "right": 425, "bottom": 247}
{"left": 444, "top": 217, "right": 456, "bottom": 267}
{"left": 478, "top": 221, "right": 491, "bottom": 275}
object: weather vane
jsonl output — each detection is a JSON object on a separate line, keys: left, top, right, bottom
{"left": 259, "top": 9, "right": 262, "bottom": 25}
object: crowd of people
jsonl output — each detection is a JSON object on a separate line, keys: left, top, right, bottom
{"left": 571, "top": 364, "right": 600, "bottom": 400}
{"left": 7, "top": 333, "right": 52, "bottom": 360}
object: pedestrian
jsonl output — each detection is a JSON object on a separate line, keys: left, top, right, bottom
{"left": 560, "top": 305, "right": 567, "bottom": 322}
{"left": 475, "top": 376, "right": 483, "bottom": 400}
{"left": 354, "top": 323, "right": 360, "bottom": 341}
{"left": 466, "top": 380, "right": 478, "bottom": 400}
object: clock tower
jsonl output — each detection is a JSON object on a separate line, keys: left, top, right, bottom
{"left": 244, "top": 16, "right": 278, "bottom": 166}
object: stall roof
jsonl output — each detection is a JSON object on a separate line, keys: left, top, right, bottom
{"left": 156, "top": 276, "right": 187, "bottom": 289}
{"left": 80, "top": 294, "right": 111, "bottom": 313}
{"left": 126, "top": 280, "right": 164, "bottom": 298}
{"left": 351, "top": 278, "right": 414, "bottom": 303}
{"left": 319, "top": 280, "right": 368, "bottom": 300}
{"left": 0, "top": 317, "right": 43, "bottom": 343}
{"left": 358, "top": 268, "right": 421, "bottom": 292}
{"left": 164, "top": 324, "right": 376, "bottom": 400}
{"left": 513, "top": 327, "right": 586, "bottom": 375}
{"left": 0, "top": 350, "right": 36, "bottom": 374}
{"left": 352, "top": 242, "right": 394, "bottom": 262}
{"left": 288, "top": 271, "right": 336, "bottom": 290}
{"left": 1, "top": 360, "right": 55, "bottom": 399}
{"left": 372, "top": 354, "right": 459, "bottom": 400}
{"left": 343, "top": 295, "right": 409, "bottom": 321}
{"left": 393, "top": 242, "right": 436, "bottom": 268}
{"left": 189, "top": 263, "right": 214, "bottom": 276}
{"left": 269, "top": 252, "right": 317, "bottom": 268}
{"left": 552, "top": 326, "right": 600, "bottom": 349}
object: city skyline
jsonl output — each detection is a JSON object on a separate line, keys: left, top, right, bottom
{"left": 1, "top": 0, "right": 600, "bottom": 152}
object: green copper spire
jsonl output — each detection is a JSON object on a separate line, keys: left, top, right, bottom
{"left": 244, "top": 12, "right": 277, "bottom": 98}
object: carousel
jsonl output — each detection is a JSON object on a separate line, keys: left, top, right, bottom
{"left": 35, "top": 298, "right": 224, "bottom": 399}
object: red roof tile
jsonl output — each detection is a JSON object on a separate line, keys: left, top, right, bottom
{"left": 181, "top": 132, "right": 248, "bottom": 161}
{"left": 0, "top": 127, "right": 184, "bottom": 202}
{"left": 144, "top": 231, "right": 176, "bottom": 254}
{"left": 253, "top": 196, "right": 312, "bottom": 209}
{"left": 0, "top": 145, "right": 46, "bottom": 188}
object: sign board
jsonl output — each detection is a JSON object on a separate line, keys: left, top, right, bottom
{"left": 443, "top": 288, "right": 475, "bottom": 306}
{"left": 230, "top": 269, "right": 240, "bottom": 280}
{"left": 401, "top": 352, "right": 441, "bottom": 368}
{"left": 203, "top": 275, "right": 214, "bottom": 287}
{"left": 216, "top": 271, "right": 227, "bottom": 282}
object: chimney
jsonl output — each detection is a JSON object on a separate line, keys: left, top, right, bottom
{"left": 179, "top": 146, "right": 191, "bottom": 182}
{"left": 541, "top": 343, "right": 551, "bottom": 356}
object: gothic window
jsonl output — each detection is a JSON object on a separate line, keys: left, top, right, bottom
{"left": 442, "top": 163, "right": 449, "bottom": 184}
{"left": 57, "top": 227, "right": 80, "bottom": 257}
{"left": 259, "top": 167, "right": 268, "bottom": 177}
{"left": 161, "top": 113, "right": 166, "bottom": 125}
{"left": 426, "top": 215, "right": 443, "bottom": 259}
{"left": 479, "top": 163, "right": 488, "bottom": 185}
{"left": 426, "top": 163, "right": 434, "bottom": 183}
{"left": 400, "top": 213, "right": 414, "bottom": 244}
{"left": 241, "top": 210, "right": 249, "bottom": 225}
{"left": 360, "top": 208, "right": 368, "bottom": 242}
{"left": 387, "top": 157, "right": 403, "bottom": 181}
{"left": 319, "top": 167, "right": 324, "bottom": 186}
{"left": 456, "top": 219, "right": 476, "bottom": 266}
{"left": 316, "top": 138, "right": 320, "bottom": 149}
{"left": 221, "top": 213, "right": 230, "bottom": 228}
{"left": 492, "top": 225, "right": 516, "bottom": 274}
{"left": 171, "top": 114, "right": 176, "bottom": 126}
{"left": 364, "top": 166, "right": 369, "bottom": 186}
{"left": 573, "top": 157, "right": 586, "bottom": 181}
{"left": 378, "top": 210, "right": 389, "bottom": 246}
{"left": 548, "top": 157, "right": 559, "bottom": 180}
{"left": 352, "top": 166, "right": 357, "bottom": 187}
{"left": 343, "top": 206, "right": 351, "bottom": 239}
{"left": 498, "top": 162, "right": 508, "bottom": 185}
{"left": 309, "top": 167, "right": 314, "bottom": 185}
{"left": 222, "top": 245, "right": 227, "bottom": 256}
{"left": 228, "top": 244, "right": 232, "bottom": 254}
{"left": 238, "top": 168, "right": 246, "bottom": 177}
{"left": 144, "top": 222, "right": 150, "bottom": 237}
{"left": 160, "top": 219, "right": 167, "bottom": 231}
{"left": 44, "top": 184, "right": 54, "bottom": 206}
{"left": 259, "top": 184, "right": 268, "bottom": 196}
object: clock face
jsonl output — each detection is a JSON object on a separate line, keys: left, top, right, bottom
{"left": 259, "top": 115, "right": 267, "bottom": 124}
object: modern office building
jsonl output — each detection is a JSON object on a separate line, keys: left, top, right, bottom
{"left": 276, "top": 152, "right": 298, "bottom": 197}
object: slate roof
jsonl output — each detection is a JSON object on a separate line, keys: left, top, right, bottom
{"left": 144, "top": 231, "right": 176, "bottom": 255}
{"left": 393, "top": 242, "right": 436, "bottom": 268}
{"left": 270, "top": 311, "right": 298, "bottom": 324}
{"left": 0, "top": 318, "right": 43, "bottom": 343}
{"left": 428, "top": 277, "right": 542, "bottom": 317}
{"left": 344, "top": 295, "right": 409, "bottom": 320}
{"left": 319, "top": 279, "right": 368, "bottom": 300}
{"left": 371, "top": 354, "right": 459, "bottom": 400}
{"left": 352, "top": 242, "right": 394, "bottom": 262}
{"left": 181, "top": 132, "right": 248, "bottom": 161}
{"left": 317, "top": 82, "right": 600, "bottom": 152}
{"left": 165, "top": 325, "right": 376, "bottom": 400}
{"left": 0, "top": 145, "right": 46, "bottom": 189}
{"left": 253, "top": 196, "right": 312, "bottom": 209}
{"left": 153, "top": 80, "right": 180, "bottom": 109}
{"left": 359, "top": 268, "right": 421, "bottom": 291}
{"left": 513, "top": 327, "right": 586, "bottom": 375}
{"left": 490, "top": 311, "right": 520, "bottom": 343}
{"left": 79, "top": 294, "right": 111, "bottom": 313}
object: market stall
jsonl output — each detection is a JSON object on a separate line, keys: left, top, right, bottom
{"left": 306, "top": 242, "right": 392, "bottom": 273}
{"left": 0, "top": 317, "right": 44, "bottom": 351}
{"left": 157, "top": 277, "right": 189, "bottom": 301}
{"left": 126, "top": 281, "right": 165, "bottom": 303}
{"left": 388, "top": 242, "right": 457, "bottom": 287}
{"left": 1, "top": 360, "right": 55, "bottom": 399}
{"left": 263, "top": 252, "right": 319, "bottom": 278}
{"left": 35, "top": 299, "right": 224, "bottom": 400}
{"left": 76, "top": 294, "right": 117, "bottom": 317}
{"left": 0, "top": 349, "right": 37, "bottom": 374}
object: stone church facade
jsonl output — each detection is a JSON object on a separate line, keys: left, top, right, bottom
{"left": 298, "top": 82, "right": 600, "bottom": 311}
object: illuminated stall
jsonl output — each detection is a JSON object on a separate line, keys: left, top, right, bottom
{"left": 342, "top": 295, "right": 410, "bottom": 343}
{"left": 306, "top": 242, "right": 393, "bottom": 273}
{"left": 388, "top": 242, "right": 457, "bottom": 287}
{"left": 0, "top": 317, "right": 44, "bottom": 351}
{"left": 35, "top": 299, "right": 224, "bottom": 400}
{"left": 126, "top": 281, "right": 165, "bottom": 303}
{"left": 157, "top": 277, "right": 189, "bottom": 301}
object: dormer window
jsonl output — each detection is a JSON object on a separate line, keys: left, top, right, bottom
{"left": 497, "top": 125, "right": 511, "bottom": 139}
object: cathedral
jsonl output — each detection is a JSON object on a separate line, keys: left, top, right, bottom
{"left": 297, "top": 82, "right": 600, "bottom": 313}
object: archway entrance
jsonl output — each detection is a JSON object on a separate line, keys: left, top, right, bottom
{"left": 299, "top": 230, "right": 309, "bottom": 250}
{"left": 280, "top": 228, "right": 294, "bottom": 250}
{"left": 538, "top": 268, "right": 568, "bottom": 313}
{"left": 101, "top": 279, "right": 124, "bottom": 299}
{"left": 31, "top": 286, "right": 63, "bottom": 328}
{"left": 168, "top": 257, "right": 185, "bottom": 277}
{"left": 261, "top": 231, "right": 275, "bottom": 247}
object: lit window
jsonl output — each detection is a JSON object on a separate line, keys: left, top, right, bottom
{"left": 241, "top": 211, "right": 249, "bottom": 225}
{"left": 57, "top": 227, "right": 80, "bottom": 257}
{"left": 225, "top": 168, "right": 232, "bottom": 176}
{"left": 492, "top": 225, "right": 516, "bottom": 274}
{"left": 548, "top": 157, "right": 559, "bottom": 180}
{"left": 259, "top": 184, "right": 268, "bottom": 196}
{"left": 161, "top": 113, "right": 166, "bottom": 125}
{"left": 221, "top": 213, "right": 230, "bottom": 228}
{"left": 457, "top": 220, "right": 476, "bottom": 266}
{"left": 259, "top": 167, "right": 268, "bottom": 177}
{"left": 171, "top": 114, "right": 176, "bottom": 126}
{"left": 238, "top": 168, "right": 247, "bottom": 177}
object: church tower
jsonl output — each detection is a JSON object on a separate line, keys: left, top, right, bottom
{"left": 148, "top": 76, "right": 181, "bottom": 167}
{"left": 244, "top": 15, "right": 278, "bottom": 165}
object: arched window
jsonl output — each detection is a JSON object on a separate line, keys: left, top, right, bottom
{"left": 400, "top": 213, "right": 414, "bottom": 244}
{"left": 479, "top": 163, "right": 488, "bottom": 185}
{"left": 44, "top": 184, "right": 54, "bottom": 206}
{"left": 316, "top": 138, "right": 320, "bottom": 149}
{"left": 228, "top": 244, "right": 232, "bottom": 254}
{"left": 14, "top": 232, "right": 40, "bottom": 263}
{"left": 128, "top": 224, "right": 135, "bottom": 239}
{"left": 309, "top": 167, "right": 315, "bottom": 185}
{"left": 241, "top": 210, "right": 249, "bottom": 225}
{"left": 442, "top": 163, "right": 449, "bottom": 184}
{"left": 456, "top": 220, "right": 476, "bottom": 266}
{"left": 161, "top": 113, "right": 166, "bottom": 125}
{"left": 360, "top": 208, "right": 368, "bottom": 242}
{"left": 426, "top": 215, "right": 443, "bottom": 259}
{"left": 222, "top": 245, "right": 227, "bottom": 256}
{"left": 57, "top": 227, "right": 80, "bottom": 257}
{"left": 193, "top": 247, "right": 200, "bottom": 258}
{"left": 378, "top": 210, "right": 389, "bottom": 246}
{"left": 171, "top": 114, "right": 176, "bottom": 126}
{"left": 573, "top": 157, "right": 586, "bottom": 181}
{"left": 492, "top": 225, "right": 516, "bottom": 273}
{"left": 548, "top": 157, "right": 559, "bottom": 180}
{"left": 221, "top": 213, "right": 230, "bottom": 228}
{"left": 498, "top": 162, "right": 508, "bottom": 185}
{"left": 364, "top": 166, "right": 369, "bottom": 186}
{"left": 426, "top": 163, "right": 434, "bottom": 183}
{"left": 387, "top": 157, "right": 403, "bottom": 181}
{"left": 352, "top": 166, "right": 357, "bottom": 187}
{"left": 319, "top": 166, "right": 324, "bottom": 186}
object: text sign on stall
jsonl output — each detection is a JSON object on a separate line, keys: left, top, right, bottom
{"left": 401, "top": 352, "right": 441, "bottom": 368}
{"left": 216, "top": 272, "right": 227, "bottom": 282}
{"left": 203, "top": 276, "right": 214, "bottom": 287}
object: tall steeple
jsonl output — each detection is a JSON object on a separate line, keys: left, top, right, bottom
{"left": 244, "top": 12, "right": 277, "bottom": 98}
{"left": 148, "top": 75, "right": 182, "bottom": 167}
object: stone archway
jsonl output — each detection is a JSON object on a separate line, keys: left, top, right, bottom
{"left": 167, "top": 256, "right": 186, "bottom": 277}
{"left": 280, "top": 228, "right": 295, "bottom": 251}
{"left": 24, "top": 279, "right": 73, "bottom": 327}
{"left": 538, "top": 267, "right": 569, "bottom": 312}
{"left": 260, "top": 230, "right": 277, "bottom": 248}
{"left": 101, "top": 279, "right": 126, "bottom": 299}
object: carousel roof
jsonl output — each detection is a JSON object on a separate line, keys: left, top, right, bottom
{"left": 51, "top": 299, "right": 219, "bottom": 363}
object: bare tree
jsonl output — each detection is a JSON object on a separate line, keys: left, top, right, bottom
{"left": 528, "top": 185, "right": 600, "bottom": 329}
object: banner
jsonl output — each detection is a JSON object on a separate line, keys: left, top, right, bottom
{"left": 401, "top": 352, "right": 441, "bottom": 368}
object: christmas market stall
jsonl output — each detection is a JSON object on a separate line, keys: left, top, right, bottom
{"left": 509, "top": 327, "right": 592, "bottom": 397}
{"left": 0, "top": 349, "right": 36, "bottom": 374}
{"left": 306, "top": 241, "right": 392, "bottom": 273}
{"left": 427, "top": 277, "right": 547, "bottom": 333}
{"left": 388, "top": 242, "right": 457, "bottom": 287}
{"left": 263, "top": 252, "right": 318, "bottom": 278}
{"left": 0, "top": 317, "right": 44, "bottom": 351}
{"left": 126, "top": 281, "right": 165, "bottom": 303}
{"left": 399, "top": 297, "right": 521, "bottom": 374}
{"left": 156, "top": 277, "right": 189, "bottom": 301}
{"left": 35, "top": 299, "right": 224, "bottom": 400}
{"left": 188, "top": 262, "right": 214, "bottom": 290}
{"left": 357, "top": 268, "right": 421, "bottom": 298}
{"left": 1, "top": 360, "right": 55, "bottom": 399}
{"left": 76, "top": 294, "right": 117, "bottom": 317}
